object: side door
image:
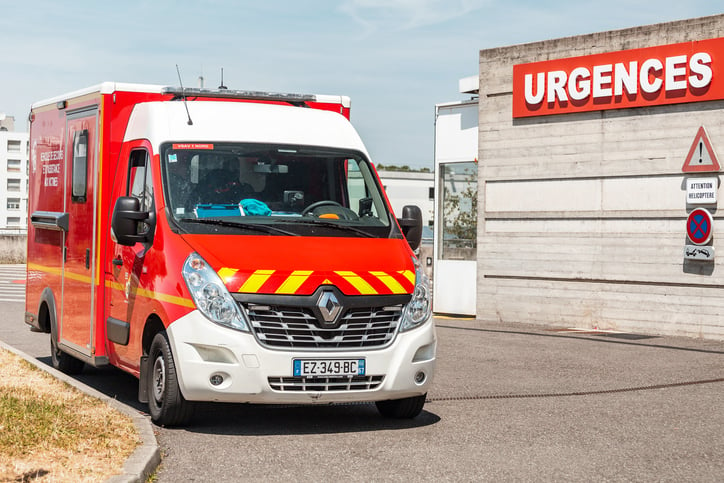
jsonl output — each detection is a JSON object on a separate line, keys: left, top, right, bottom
{"left": 107, "top": 143, "right": 155, "bottom": 371}
{"left": 60, "top": 108, "right": 99, "bottom": 358}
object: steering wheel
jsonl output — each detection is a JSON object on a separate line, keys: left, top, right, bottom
{"left": 301, "top": 200, "right": 345, "bottom": 216}
{"left": 301, "top": 200, "right": 359, "bottom": 221}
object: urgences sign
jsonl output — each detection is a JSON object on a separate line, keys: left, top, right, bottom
{"left": 512, "top": 37, "right": 724, "bottom": 118}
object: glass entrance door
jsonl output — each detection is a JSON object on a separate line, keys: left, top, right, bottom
{"left": 433, "top": 161, "right": 477, "bottom": 315}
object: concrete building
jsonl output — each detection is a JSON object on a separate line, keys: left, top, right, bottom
{"left": 0, "top": 114, "right": 29, "bottom": 235}
{"left": 474, "top": 14, "right": 724, "bottom": 339}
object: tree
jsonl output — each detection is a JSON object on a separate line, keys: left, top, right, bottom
{"left": 441, "top": 165, "right": 477, "bottom": 251}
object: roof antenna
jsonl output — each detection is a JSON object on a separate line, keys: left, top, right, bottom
{"left": 175, "top": 64, "right": 193, "bottom": 125}
{"left": 219, "top": 67, "right": 227, "bottom": 90}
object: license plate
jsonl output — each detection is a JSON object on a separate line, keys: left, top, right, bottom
{"left": 293, "top": 359, "right": 365, "bottom": 377}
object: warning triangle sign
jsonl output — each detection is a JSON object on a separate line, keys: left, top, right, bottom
{"left": 682, "top": 126, "right": 721, "bottom": 173}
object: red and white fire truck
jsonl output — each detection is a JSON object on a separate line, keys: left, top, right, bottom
{"left": 25, "top": 83, "right": 435, "bottom": 425}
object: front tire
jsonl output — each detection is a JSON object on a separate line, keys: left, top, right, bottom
{"left": 147, "top": 332, "right": 193, "bottom": 426}
{"left": 375, "top": 394, "right": 427, "bottom": 419}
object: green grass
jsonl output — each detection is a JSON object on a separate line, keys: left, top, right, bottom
{"left": 0, "top": 387, "right": 85, "bottom": 456}
{"left": 0, "top": 348, "right": 140, "bottom": 481}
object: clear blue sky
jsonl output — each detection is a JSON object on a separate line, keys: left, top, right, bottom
{"left": 1, "top": 1, "right": 721, "bottom": 169}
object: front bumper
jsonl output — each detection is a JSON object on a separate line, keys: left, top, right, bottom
{"left": 166, "top": 310, "right": 436, "bottom": 404}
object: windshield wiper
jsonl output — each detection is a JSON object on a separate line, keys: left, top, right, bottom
{"left": 179, "top": 218, "right": 298, "bottom": 236}
{"left": 283, "top": 218, "right": 376, "bottom": 238}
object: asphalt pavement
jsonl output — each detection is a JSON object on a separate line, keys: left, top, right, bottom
{"left": 3, "top": 264, "right": 724, "bottom": 481}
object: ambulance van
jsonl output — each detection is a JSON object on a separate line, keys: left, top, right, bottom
{"left": 25, "top": 83, "right": 435, "bottom": 425}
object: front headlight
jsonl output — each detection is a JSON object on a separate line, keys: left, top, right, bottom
{"left": 400, "top": 257, "right": 432, "bottom": 332}
{"left": 182, "top": 252, "right": 249, "bottom": 332}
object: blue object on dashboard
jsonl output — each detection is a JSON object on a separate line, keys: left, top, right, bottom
{"left": 241, "top": 199, "right": 272, "bottom": 216}
{"left": 195, "top": 204, "right": 242, "bottom": 218}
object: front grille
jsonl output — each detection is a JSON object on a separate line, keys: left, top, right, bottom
{"left": 245, "top": 304, "right": 402, "bottom": 350}
{"left": 268, "top": 375, "right": 385, "bottom": 392}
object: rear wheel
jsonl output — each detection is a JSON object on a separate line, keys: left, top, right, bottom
{"left": 49, "top": 324, "right": 84, "bottom": 375}
{"left": 147, "top": 332, "right": 193, "bottom": 426}
{"left": 375, "top": 394, "right": 427, "bottom": 419}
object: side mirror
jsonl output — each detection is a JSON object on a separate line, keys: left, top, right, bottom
{"left": 111, "top": 196, "right": 151, "bottom": 246}
{"left": 398, "top": 205, "right": 423, "bottom": 251}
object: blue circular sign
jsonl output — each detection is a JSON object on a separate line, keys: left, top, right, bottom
{"left": 686, "top": 208, "right": 713, "bottom": 245}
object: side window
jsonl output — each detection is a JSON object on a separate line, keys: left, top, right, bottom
{"left": 347, "top": 159, "right": 384, "bottom": 220}
{"left": 128, "top": 150, "right": 153, "bottom": 231}
{"left": 345, "top": 159, "right": 366, "bottom": 210}
{"left": 71, "top": 129, "right": 89, "bottom": 202}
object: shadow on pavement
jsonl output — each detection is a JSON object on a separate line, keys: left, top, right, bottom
{"left": 180, "top": 402, "right": 440, "bottom": 436}
{"left": 35, "top": 355, "right": 440, "bottom": 436}
{"left": 36, "top": 356, "right": 147, "bottom": 412}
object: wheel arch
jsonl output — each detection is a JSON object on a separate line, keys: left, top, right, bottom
{"left": 138, "top": 313, "right": 166, "bottom": 403}
{"left": 37, "top": 287, "right": 57, "bottom": 334}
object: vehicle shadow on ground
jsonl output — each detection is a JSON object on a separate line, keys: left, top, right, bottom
{"left": 36, "top": 355, "right": 440, "bottom": 436}
{"left": 179, "top": 402, "right": 441, "bottom": 436}
{"left": 36, "top": 356, "right": 147, "bottom": 412}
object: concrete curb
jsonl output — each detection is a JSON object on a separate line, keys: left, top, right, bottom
{"left": 0, "top": 340, "right": 160, "bottom": 483}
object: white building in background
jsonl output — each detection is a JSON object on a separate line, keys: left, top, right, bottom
{"left": 0, "top": 114, "right": 29, "bottom": 234}
{"left": 377, "top": 170, "right": 434, "bottom": 229}
{"left": 432, "top": 76, "right": 479, "bottom": 316}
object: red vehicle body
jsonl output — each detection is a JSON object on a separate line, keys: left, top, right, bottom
{"left": 25, "top": 83, "right": 435, "bottom": 425}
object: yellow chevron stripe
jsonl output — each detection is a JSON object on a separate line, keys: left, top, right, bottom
{"left": 217, "top": 267, "right": 239, "bottom": 283}
{"left": 276, "top": 270, "right": 313, "bottom": 294}
{"left": 240, "top": 269, "right": 275, "bottom": 293}
{"left": 370, "top": 271, "right": 407, "bottom": 294}
{"left": 335, "top": 270, "right": 377, "bottom": 295}
{"left": 399, "top": 270, "right": 415, "bottom": 285}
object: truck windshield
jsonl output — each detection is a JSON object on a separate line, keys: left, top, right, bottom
{"left": 161, "top": 143, "right": 396, "bottom": 238}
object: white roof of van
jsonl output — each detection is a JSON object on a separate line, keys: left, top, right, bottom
{"left": 124, "top": 100, "right": 368, "bottom": 155}
{"left": 31, "top": 82, "right": 351, "bottom": 110}
{"left": 31, "top": 82, "right": 164, "bottom": 110}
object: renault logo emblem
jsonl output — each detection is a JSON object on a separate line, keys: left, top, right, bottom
{"left": 317, "top": 291, "right": 342, "bottom": 326}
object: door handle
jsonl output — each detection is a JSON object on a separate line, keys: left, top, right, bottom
{"left": 112, "top": 257, "right": 123, "bottom": 266}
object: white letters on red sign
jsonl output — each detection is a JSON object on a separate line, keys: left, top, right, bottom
{"left": 513, "top": 38, "right": 723, "bottom": 118}
{"left": 524, "top": 54, "right": 712, "bottom": 105}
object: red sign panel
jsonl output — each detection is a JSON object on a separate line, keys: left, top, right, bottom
{"left": 172, "top": 143, "right": 214, "bottom": 150}
{"left": 513, "top": 37, "right": 724, "bottom": 118}
{"left": 686, "top": 207, "right": 713, "bottom": 245}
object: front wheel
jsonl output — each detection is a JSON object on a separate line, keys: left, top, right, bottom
{"left": 375, "top": 394, "right": 427, "bottom": 419}
{"left": 147, "top": 332, "right": 193, "bottom": 426}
